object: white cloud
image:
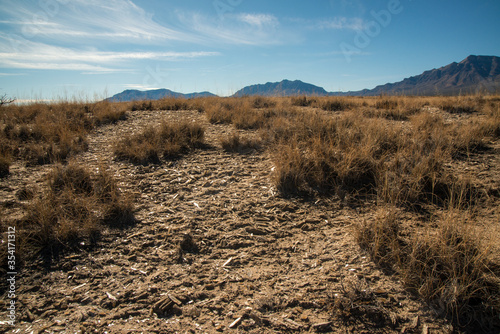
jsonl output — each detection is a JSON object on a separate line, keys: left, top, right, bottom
{"left": 316, "top": 17, "right": 366, "bottom": 31}
{"left": 0, "top": 34, "right": 220, "bottom": 72}
{"left": 0, "top": 0, "right": 199, "bottom": 43}
{"left": 237, "top": 13, "right": 279, "bottom": 28}
{"left": 0, "top": 72, "right": 27, "bottom": 76}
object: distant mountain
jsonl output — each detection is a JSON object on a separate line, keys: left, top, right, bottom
{"left": 343, "top": 55, "right": 500, "bottom": 96}
{"left": 105, "top": 89, "right": 216, "bottom": 102}
{"left": 232, "top": 80, "right": 329, "bottom": 97}
{"left": 232, "top": 56, "right": 500, "bottom": 97}
{"left": 105, "top": 56, "right": 500, "bottom": 101}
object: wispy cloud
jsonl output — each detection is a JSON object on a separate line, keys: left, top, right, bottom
{"left": 0, "top": 72, "right": 27, "bottom": 76}
{"left": 0, "top": 0, "right": 198, "bottom": 43}
{"left": 0, "top": 0, "right": 221, "bottom": 73}
{"left": 316, "top": 17, "right": 366, "bottom": 31}
{"left": 177, "top": 11, "right": 291, "bottom": 46}
{"left": 0, "top": 34, "right": 220, "bottom": 72}
{"left": 237, "top": 13, "right": 279, "bottom": 28}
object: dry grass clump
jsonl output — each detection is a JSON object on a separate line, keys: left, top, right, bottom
{"left": 270, "top": 112, "right": 387, "bottom": 195}
{"left": 270, "top": 111, "right": 397, "bottom": 196}
{"left": 0, "top": 152, "right": 11, "bottom": 177}
{"left": 374, "top": 97, "right": 399, "bottom": 110}
{"left": 320, "top": 97, "right": 353, "bottom": 111}
{"left": 89, "top": 101, "right": 128, "bottom": 125}
{"left": 0, "top": 101, "right": 127, "bottom": 165}
{"left": 155, "top": 97, "right": 189, "bottom": 111}
{"left": 356, "top": 209, "right": 500, "bottom": 331}
{"left": 333, "top": 276, "right": 397, "bottom": 330}
{"left": 204, "top": 99, "right": 240, "bottom": 125}
{"left": 270, "top": 101, "right": 497, "bottom": 207}
{"left": 252, "top": 96, "right": 277, "bottom": 109}
{"left": 361, "top": 96, "right": 424, "bottom": 121}
{"left": 439, "top": 96, "right": 485, "bottom": 114}
{"left": 10, "top": 163, "right": 135, "bottom": 264}
{"left": 203, "top": 96, "right": 291, "bottom": 128}
{"left": 1, "top": 102, "right": 91, "bottom": 164}
{"left": 291, "top": 96, "right": 315, "bottom": 107}
{"left": 204, "top": 98, "right": 273, "bottom": 130}
{"left": 114, "top": 120, "right": 205, "bottom": 164}
{"left": 129, "top": 98, "right": 191, "bottom": 112}
{"left": 220, "top": 132, "right": 261, "bottom": 153}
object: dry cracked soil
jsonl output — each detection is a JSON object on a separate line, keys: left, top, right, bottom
{"left": 1, "top": 108, "right": 499, "bottom": 333}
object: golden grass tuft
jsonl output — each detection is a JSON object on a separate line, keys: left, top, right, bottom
{"left": 114, "top": 120, "right": 205, "bottom": 164}
{"left": 0, "top": 100, "right": 128, "bottom": 165}
{"left": 8, "top": 163, "right": 135, "bottom": 264}
{"left": 356, "top": 209, "right": 500, "bottom": 330}
{"left": 219, "top": 132, "right": 261, "bottom": 153}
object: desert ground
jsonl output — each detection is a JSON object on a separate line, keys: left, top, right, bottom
{"left": 1, "top": 96, "right": 499, "bottom": 333}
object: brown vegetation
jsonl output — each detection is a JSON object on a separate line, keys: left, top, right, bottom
{"left": 0, "top": 101, "right": 127, "bottom": 167}
{"left": 3, "top": 163, "right": 134, "bottom": 266}
{"left": 113, "top": 120, "right": 205, "bottom": 164}
{"left": 1, "top": 94, "right": 499, "bottom": 333}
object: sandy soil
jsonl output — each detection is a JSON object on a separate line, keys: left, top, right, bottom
{"left": 1, "top": 108, "right": 498, "bottom": 333}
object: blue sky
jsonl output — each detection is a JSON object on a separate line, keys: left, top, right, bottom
{"left": 1, "top": 0, "right": 499, "bottom": 100}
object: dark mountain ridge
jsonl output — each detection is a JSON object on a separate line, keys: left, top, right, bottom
{"left": 104, "top": 55, "right": 500, "bottom": 101}
{"left": 341, "top": 55, "right": 500, "bottom": 96}
{"left": 232, "top": 79, "right": 329, "bottom": 97}
{"left": 105, "top": 89, "right": 216, "bottom": 102}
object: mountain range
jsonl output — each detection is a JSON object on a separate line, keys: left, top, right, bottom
{"left": 105, "top": 55, "right": 500, "bottom": 101}
{"left": 105, "top": 89, "right": 216, "bottom": 102}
